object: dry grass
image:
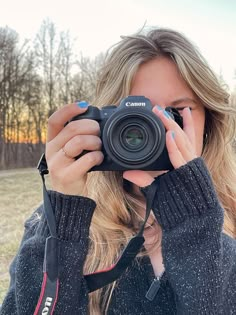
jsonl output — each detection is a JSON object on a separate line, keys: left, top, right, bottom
{"left": 0, "top": 168, "right": 43, "bottom": 304}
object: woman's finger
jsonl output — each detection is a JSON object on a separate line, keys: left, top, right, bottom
{"left": 182, "top": 107, "right": 196, "bottom": 150}
{"left": 153, "top": 106, "right": 197, "bottom": 161}
{"left": 46, "top": 119, "right": 100, "bottom": 157}
{"left": 47, "top": 101, "right": 89, "bottom": 142}
{"left": 49, "top": 151, "right": 104, "bottom": 196}
{"left": 166, "top": 130, "right": 186, "bottom": 168}
{"left": 63, "top": 135, "right": 102, "bottom": 158}
{"left": 47, "top": 134, "right": 102, "bottom": 172}
{"left": 64, "top": 151, "right": 104, "bottom": 180}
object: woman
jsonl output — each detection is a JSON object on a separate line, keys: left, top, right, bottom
{"left": 1, "top": 27, "right": 236, "bottom": 314}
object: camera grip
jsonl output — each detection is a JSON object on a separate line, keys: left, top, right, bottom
{"left": 69, "top": 106, "right": 101, "bottom": 123}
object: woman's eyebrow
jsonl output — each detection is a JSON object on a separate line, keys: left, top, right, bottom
{"left": 170, "top": 97, "right": 197, "bottom": 106}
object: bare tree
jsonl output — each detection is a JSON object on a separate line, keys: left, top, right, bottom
{"left": 22, "top": 51, "right": 46, "bottom": 144}
{"left": 0, "top": 27, "right": 31, "bottom": 168}
{"left": 56, "top": 31, "right": 75, "bottom": 104}
{"left": 73, "top": 52, "right": 106, "bottom": 102}
{"left": 0, "top": 20, "right": 107, "bottom": 169}
{"left": 34, "top": 18, "right": 59, "bottom": 115}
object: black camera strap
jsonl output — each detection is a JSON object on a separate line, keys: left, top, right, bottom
{"left": 35, "top": 153, "right": 157, "bottom": 313}
{"left": 34, "top": 155, "right": 59, "bottom": 315}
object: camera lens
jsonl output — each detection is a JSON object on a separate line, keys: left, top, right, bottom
{"left": 102, "top": 110, "right": 166, "bottom": 169}
{"left": 122, "top": 125, "right": 147, "bottom": 149}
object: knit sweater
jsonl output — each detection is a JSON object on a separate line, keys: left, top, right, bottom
{"left": 1, "top": 158, "right": 236, "bottom": 314}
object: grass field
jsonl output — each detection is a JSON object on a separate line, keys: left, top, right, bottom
{"left": 0, "top": 168, "right": 44, "bottom": 304}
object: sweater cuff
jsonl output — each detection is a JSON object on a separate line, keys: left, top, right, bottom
{"left": 37, "top": 191, "right": 96, "bottom": 241}
{"left": 152, "top": 157, "right": 223, "bottom": 230}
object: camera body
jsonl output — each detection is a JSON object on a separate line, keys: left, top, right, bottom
{"left": 70, "top": 95, "right": 183, "bottom": 171}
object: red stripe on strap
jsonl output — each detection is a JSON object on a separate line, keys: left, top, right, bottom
{"left": 34, "top": 272, "right": 48, "bottom": 315}
{"left": 50, "top": 279, "right": 59, "bottom": 315}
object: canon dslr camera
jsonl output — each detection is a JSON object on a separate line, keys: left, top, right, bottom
{"left": 70, "top": 95, "right": 183, "bottom": 171}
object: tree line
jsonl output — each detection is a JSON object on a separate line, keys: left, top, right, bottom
{"left": 0, "top": 19, "right": 105, "bottom": 169}
{"left": 0, "top": 19, "right": 235, "bottom": 170}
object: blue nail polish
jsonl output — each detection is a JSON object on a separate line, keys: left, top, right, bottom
{"left": 164, "top": 110, "right": 170, "bottom": 119}
{"left": 76, "top": 101, "right": 88, "bottom": 108}
{"left": 156, "top": 105, "right": 163, "bottom": 111}
{"left": 171, "top": 131, "right": 175, "bottom": 139}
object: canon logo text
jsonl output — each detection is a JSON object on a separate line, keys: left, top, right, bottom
{"left": 125, "top": 102, "right": 146, "bottom": 107}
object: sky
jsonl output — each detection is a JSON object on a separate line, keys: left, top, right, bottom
{"left": 0, "top": 0, "right": 235, "bottom": 91}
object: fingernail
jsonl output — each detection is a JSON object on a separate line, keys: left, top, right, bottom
{"left": 164, "top": 110, "right": 171, "bottom": 119}
{"left": 155, "top": 105, "right": 163, "bottom": 111}
{"left": 76, "top": 101, "right": 88, "bottom": 108}
{"left": 171, "top": 131, "right": 175, "bottom": 139}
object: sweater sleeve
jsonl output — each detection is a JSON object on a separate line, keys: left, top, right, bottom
{"left": 0, "top": 190, "right": 96, "bottom": 315}
{"left": 151, "top": 157, "right": 236, "bottom": 314}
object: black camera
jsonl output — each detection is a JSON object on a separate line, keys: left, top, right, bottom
{"left": 70, "top": 95, "right": 183, "bottom": 171}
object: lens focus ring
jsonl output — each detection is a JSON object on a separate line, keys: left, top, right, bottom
{"left": 102, "top": 110, "right": 166, "bottom": 169}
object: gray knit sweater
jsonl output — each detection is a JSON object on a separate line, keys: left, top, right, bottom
{"left": 1, "top": 158, "right": 236, "bottom": 314}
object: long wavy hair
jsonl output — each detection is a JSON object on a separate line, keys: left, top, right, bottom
{"left": 83, "top": 27, "right": 236, "bottom": 314}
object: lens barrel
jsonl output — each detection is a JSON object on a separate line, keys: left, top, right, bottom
{"left": 102, "top": 109, "right": 165, "bottom": 169}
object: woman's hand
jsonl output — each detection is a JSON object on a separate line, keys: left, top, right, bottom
{"left": 123, "top": 106, "right": 197, "bottom": 188}
{"left": 46, "top": 102, "right": 104, "bottom": 196}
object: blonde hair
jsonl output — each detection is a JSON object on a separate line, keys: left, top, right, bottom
{"left": 84, "top": 27, "right": 236, "bottom": 314}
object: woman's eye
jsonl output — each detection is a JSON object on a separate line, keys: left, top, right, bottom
{"left": 176, "top": 107, "right": 192, "bottom": 112}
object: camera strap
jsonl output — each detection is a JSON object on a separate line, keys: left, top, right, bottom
{"left": 35, "top": 153, "right": 157, "bottom": 313}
